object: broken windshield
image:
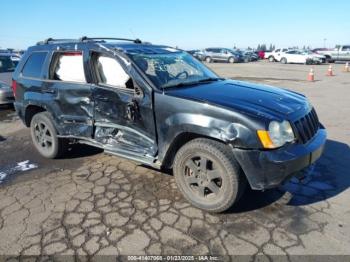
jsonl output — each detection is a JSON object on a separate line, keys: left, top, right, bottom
{"left": 128, "top": 51, "right": 220, "bottom": 89}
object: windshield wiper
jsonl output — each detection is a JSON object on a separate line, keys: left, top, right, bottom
{"left": 163, "top": 77, "right": 223, "bottom": 89}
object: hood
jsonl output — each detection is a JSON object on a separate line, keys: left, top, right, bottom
{"left": 165, "top": 79, "right": 309, "bottom": 120}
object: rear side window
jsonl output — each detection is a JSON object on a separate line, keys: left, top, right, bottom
{"left": 22, "top": 52, "right": 48, "bottom": 78}
{"left": 50, "top": 52, "right": 86, "bottom": 83}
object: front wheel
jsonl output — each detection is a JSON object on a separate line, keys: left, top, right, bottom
{"left": 30, "top": 112, "right": 67, "bottom": 159}
{"left": 280, "top": 57, "right": 287, "bottom": 64}
{"left": 268, "top": 56, "right": 275, "bottom": 62}
{"left": 173, "top": 138, "right": 246, "bottom": 213}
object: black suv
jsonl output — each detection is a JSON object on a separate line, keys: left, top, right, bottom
{"left": 13, "top": 37, "right": 326, "bottom": 212}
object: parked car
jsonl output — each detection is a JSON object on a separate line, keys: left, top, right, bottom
{"left": 315, "top": 45, "right": 350, "bottom": 62}
{"left": 301, "top": 50, "right": 326, "bottom": 63}
{"left": 13, "top": 37, "right": 326, "bottom": 212}
{"left": 265, "top": 48, "right": 291, "bottom": 62}
{"left": 201, "top": 48, "right": 243, "bottom": 63}
{"left": 240, "top": 50, "right": 259, "bottom": 62}
{"left": 257, "top": 50, "right": 265, "bottom": 59}
{"left": 187, "top": 50, "right": 203, "bottom": 60}
{"left": 0, "top": 54, "right": 18, "bottom": 85}
{"left": 0, "top": 81, "right": 14, "bottom": 105}
{"left": 278, "top": 50, "right": 322, "bottom": 64}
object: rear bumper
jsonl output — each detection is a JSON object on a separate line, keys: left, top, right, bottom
{"left": 0, "top": 90, "right": 14, "bottom": 104}
{"left": 233, "top": 127, "right": 327, "bottom": 190}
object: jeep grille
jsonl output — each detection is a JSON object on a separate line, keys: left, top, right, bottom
{"left": 293, "top": 108, "right": 320, "bottom": 144}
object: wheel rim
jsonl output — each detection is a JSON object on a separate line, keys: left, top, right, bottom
{"left": 183, "top": 154, "right": 223, "bottom": 200}
{"left": 229, "top": 58, "right": 234, "bottom": 63}
{"left": 206, "top": 57, "right": 211, "bottom": 62}
{"left": 33, "top": 121, "right": 53, "bottom": 153}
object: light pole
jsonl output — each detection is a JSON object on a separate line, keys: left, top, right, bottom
{"left": 323, "top": 38, "right": 327, "bottom": 48}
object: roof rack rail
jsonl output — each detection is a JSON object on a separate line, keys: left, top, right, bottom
{"left": 36, "top": 37, "right": 142, "bottom": 46}
{"left": 79, "top": 36, "right": 142, "bottom": 44}
{"left": 36, "top": 38, "right": 78, "bottom": 45}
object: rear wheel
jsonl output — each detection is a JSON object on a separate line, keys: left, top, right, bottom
{"left": 280, "top": 57, "right": 287, "bottom": 64}
{"left": 205, "top": 56, "right": 212, "bottom": 63}
{"left": 30, "top": 112, "right": 67, "bottom": 159}
{"left": 173, "top": 138, "right": 246, "bottom": 213}
{"left": 228, "top": 57, "right": 235, "bottom": 63}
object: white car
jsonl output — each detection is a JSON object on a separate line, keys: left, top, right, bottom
{"left": 278, "top": 50, "right": 322, "bottom": 64}
{"left": 301, "top": 50, "right": 326, "bottom": 63}
{"left": 265, "top": 48, "right": 290, "bottom": 62}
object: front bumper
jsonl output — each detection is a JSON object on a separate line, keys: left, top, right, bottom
{"left": 233, "top": 127, "right": 327, "bottom": 190}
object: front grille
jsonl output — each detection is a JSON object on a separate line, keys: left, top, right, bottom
{"left": 293, "top": 108, "right": 320, "bottom": 144}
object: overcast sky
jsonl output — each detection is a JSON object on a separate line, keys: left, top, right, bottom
{"left": 1, "top": 0, "right": 349, "bottom": 50}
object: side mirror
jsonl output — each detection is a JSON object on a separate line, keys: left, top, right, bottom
{"left": 134, "top": 86, "right": 144, "bottom": 98}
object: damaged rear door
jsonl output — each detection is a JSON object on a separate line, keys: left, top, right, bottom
{"left": 46, "top": 49, "right": 93, "bottom": 137}
{"left": 89, "top": 51, "right": 158, "bottom": 163}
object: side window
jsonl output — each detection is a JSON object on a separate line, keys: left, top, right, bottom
{"left": 22, "top": 52, "right": 48, "bottom": 78}
{"left": 95, "top": 55, "right": 132, "bottom": 89}
{"left": 50, "top": 52, "right": 86, "bottom": 83}
{"left": 342, "top": 46, "right": 350, "bottom": 51}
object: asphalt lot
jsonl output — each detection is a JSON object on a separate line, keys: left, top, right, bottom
{"left": 0, "top": 61, "right": 349, "bottom": 259}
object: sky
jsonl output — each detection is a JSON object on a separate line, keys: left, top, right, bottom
{"left": 1, "top": 0, "right": 349, "bottom": 50}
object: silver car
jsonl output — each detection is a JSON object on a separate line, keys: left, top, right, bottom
{"left": 201, "top": 48, "right": 243, "bottom": 63}
{"left": 0, "top": 54, "right": 16, "bottom": 104}
{"left": 0, "top": 81, "right": 14, "bottom": 105}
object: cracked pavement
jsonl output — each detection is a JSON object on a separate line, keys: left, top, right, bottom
{"left": 0, "top": 62, "right": 349, "bottom": 259}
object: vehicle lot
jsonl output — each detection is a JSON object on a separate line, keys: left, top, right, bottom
{"left": 0, "top": 61, "right": 349, "bottom": 258}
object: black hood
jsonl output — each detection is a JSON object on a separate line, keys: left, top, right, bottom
{"left": 165, "top": 79, "right": 309, "bottom": 120}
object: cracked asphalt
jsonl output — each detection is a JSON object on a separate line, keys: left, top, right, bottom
{"left": 0, "top": 61, "right": 349, "bottom": 259}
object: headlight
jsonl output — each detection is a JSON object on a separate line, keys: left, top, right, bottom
{"left": 257, "top": 120, "right": 295, "bottom": 149}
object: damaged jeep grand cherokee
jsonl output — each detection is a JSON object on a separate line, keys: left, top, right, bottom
{"left": 13, "top": 37, "right": 326, "bottom": 212}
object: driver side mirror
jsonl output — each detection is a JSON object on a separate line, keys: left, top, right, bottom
{"left": 134, "top": 85, "right": 144, "bottom": 98}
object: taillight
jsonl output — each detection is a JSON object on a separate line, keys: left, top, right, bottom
{"left": 12, "top": 80, "right": 17, "bottom": 98}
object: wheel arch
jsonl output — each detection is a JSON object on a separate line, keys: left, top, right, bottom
{"left": 161, "top": 132, "right": 225, "bottom": 169}
{"left": 24, "top": 104, "right": 47, "bottom": 127}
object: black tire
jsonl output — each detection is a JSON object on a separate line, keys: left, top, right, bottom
{"left": 30, "top": 112, "right": 67, "bottom": 159}
{"left": 268, "top": 56, "right": 275, "bottom": 62}
{"left": 281, "top": 57, "right": 287, "bottom": 64}
{"left": 228, "top": 57, "right": 235, "bottom": 63}
{"left": 205, "top": 56, "right": 212, "bottom": 63}
{"left": 173, "top": 138, "right": 246, "bottom": 213}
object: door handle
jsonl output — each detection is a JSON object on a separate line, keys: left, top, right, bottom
{"left": 42, "top": 89, "right": 55, "bottom": 94}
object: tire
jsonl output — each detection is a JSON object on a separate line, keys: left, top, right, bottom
{"left": 281, "top": 57, "right": 287, "bottom": 64}
{"left": 173, "top": 138, "right": 246, "bottom": 213}
{"left": 268, "top": 56, "right": 275, "bottom": 62}
{"left": 30, "top": 112, "right": 67, "bottom": 159}
{"left": 228, "top": 57, "right": 235, "bottom": 63}
{"left": 205, "top": 56, "right": 212, "bottom": 63}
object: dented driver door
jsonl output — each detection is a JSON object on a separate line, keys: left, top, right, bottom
{"left": 90, "top": 53, "right": 158, "bottom": 163}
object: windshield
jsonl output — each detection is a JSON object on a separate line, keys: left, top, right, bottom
{"left": 128, "top": 51, "right": 220, "bottom": 89}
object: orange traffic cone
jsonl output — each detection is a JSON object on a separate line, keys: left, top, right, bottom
{"left": 307, "top": 68, "right": 315, "bottom": 82}
{"left": 327, "top": 65, "right": 334, "bottom": 76}
{"left": 344, "top": 62, "right": 349, "bottom": 72}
